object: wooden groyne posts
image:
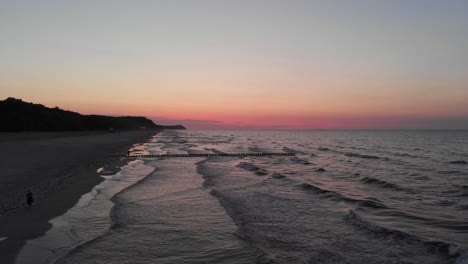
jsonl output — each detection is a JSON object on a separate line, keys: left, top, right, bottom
{"left": 112, "top": 152, "right": 296, "bottom": 158}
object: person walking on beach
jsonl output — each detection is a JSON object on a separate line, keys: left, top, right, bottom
{"left": 26, "top": 190, "right": 34, "bottom": 207}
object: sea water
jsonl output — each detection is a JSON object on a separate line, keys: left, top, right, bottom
{"left": 19, "top": 130, "right": 468, "bottom": 264}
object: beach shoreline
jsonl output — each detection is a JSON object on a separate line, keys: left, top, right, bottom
{"left": 0, "top": 130, "right": 159, "bottom": 264}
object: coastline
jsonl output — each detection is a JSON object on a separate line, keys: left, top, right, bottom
{"left": 0, "top": 130, "right": 159, "bottom": 264}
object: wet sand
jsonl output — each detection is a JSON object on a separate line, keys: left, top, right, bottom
{"left": 0, "top": 130, "right": 158, "bottom": 264}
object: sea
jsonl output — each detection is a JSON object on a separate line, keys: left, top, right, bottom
{"left": 17, "top": 130, "right": 468, "bottom": 264}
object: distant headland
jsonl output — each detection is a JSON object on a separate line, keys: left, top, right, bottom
{"left": 0, "top": 97, "right": 185, "bottom": 132}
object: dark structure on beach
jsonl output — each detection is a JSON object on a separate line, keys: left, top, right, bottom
{"left": 0, "top": 97, "right": 185, "bottom": 132}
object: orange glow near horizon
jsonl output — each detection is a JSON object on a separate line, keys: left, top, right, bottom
{"left": 13, "top": 97, "right": 465, "bottom": 130}
{"left": 1, "top": 1, "right": 468, "bottom": 129}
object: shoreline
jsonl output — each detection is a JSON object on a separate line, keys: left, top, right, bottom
{"left": 0, "top": 130, "right": 159, "bottom": 264}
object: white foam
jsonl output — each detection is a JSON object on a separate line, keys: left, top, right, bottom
{"left": 456, "top": 251, "right": 468, "bottom": 264}
{"left": 16, "top": 160, "right": 155, "bottom": 264}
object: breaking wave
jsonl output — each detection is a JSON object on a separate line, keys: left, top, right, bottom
{"left": 237, "top": 162, "right": 269, "bottom": 175}
{"left": 359, "top": 176, "right": 403, "bottom": 191}
{"left": 345, "top": 210, "right": 466, "bottom": 259}
{"left": 300, "top": 183, "right": 388, "bottom": 209}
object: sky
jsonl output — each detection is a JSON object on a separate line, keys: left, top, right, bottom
{"left": 1, "top": 0, "right": 468, "bottom": 129}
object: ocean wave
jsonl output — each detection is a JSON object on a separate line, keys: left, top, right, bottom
{"left": 414, "top": 175, "right": 431, "bottom": 180}
{"left": 375, "top": 209, "right": 468, "bottom": 233}
{"left": 271, "top": 173, "right": 286, "bottom": 179}
{"left": 374, "top": 209, "right": 432, "bottom": 222}
{"left": 456, "top": 204, "right": 468, "bottom": 210}
{"left": 248, "top": 147, "right": 273, "bottom": 153}
{"left": 300, "top": 182, "right": 333, "bottom": 194}
{"left": 449, "top": 160, "right": 467, "bottom": 165}
{"left": 196, "top": 159, "right": 234, "bottom": 187}
{"left": 317, "top": 147, "right": 330, "bottom": 151}
{"left": 208, "top": 148, "right": 226, "bottom": 154}
{"left": 237, "top": 162, "right": 269, "bottom": 175}
{"left": 344, "top": 152, "right": 382, "bottom": 159}
{"left": 392, "top": 152, "right": 419, "bottom": 158}
{"left": 444, "top": 186, "right": 468, "bottom": 198}
{"left": 438, "top": 170, "right": 462, "bottom": 175}
{"left": 359, "top": 176, "right": 403, "bottom": 191}
{"left": 289, "top": 156, "right": 311, "bottom": 165}
{"left": 345, "top": 209, "right": 419, "bottom": 240}
{"left": 435, "top": 199, "right": 456, "bottom": 206}
{"left": 282, "top": 147, "right": 303, "bottom": 154}
{"left": 455, "top": 252, "right": 468, "bottom": 264}
{"left": 300, "top": 183, "right": 388, "bottom": 209}
{"left": 345, "top": 210, "right": 466, "bottom": 259}
{"left": 18, "top": 159, "right": 156, "bottom": 264}
{"left": 237, "top": 161, "right": 260, "bottom": 171}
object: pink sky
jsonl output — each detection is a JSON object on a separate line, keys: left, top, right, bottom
{"left": 150, "top": 115, "right": 468, "bottom": 130}
{"left": 1, "top": 1, "right": 468, "bottom": 129}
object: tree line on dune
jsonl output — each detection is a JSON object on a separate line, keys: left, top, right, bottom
{"left": 0, "top": 97, "right": 185, "bottom": 132}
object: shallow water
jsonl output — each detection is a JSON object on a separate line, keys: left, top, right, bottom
{"left": 23, "top": 130, "right": 468, "bottom": 263}
{"left": 16, "top": 160, "right": 155, "bottom": 264}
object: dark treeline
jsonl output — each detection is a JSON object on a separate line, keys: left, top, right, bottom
{"left": 0, "top": 97, "right": 185, "bottom": 132}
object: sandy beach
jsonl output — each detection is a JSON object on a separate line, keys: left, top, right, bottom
{"left": 0, "top": 130, "right": 158, "bottom": 264}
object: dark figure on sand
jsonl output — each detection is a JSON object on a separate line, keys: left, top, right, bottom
{"left": 26, "top": 190, "right": 34, "bottom": 207}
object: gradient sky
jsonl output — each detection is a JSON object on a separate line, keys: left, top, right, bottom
{"left": 1, "top": 0, "right": 468, "bottom": 129}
